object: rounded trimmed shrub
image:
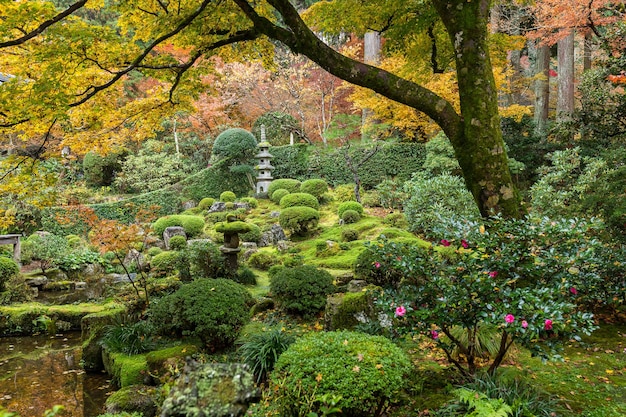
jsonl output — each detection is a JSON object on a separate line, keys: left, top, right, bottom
{"left": 341, "top": 209, "right": 361, "bottom": 224}
{"left": 271, "top": 189, "right": 290, "bottom": 204}
{"left": 0, "top": 257, "right": 20, "bottom": 291}
{"left": 267, "top": 330, "right": 411, "bottom": 417}
{"left": 279, "top": 192, "right": 320, "bottom": 210}
{"left": 278, "top": 206, "right": 320, "bottom": 236}
{"left": 268, "top": 179, "right": 302, "bottom": 196}
{"left": 248, "top": 251, "right": 280, "bottom": 270}
{"left": 240, "top": 197, "right": 258, "bottom": 208}
{"left": 220, "top": 191, "right": 237, "bottom": 202}
{"left": 341, "top": 228, "right": 360, "bottom": 242}
{"left": 153, "top": 215, "right": 205, "bottom": 238}
{"left": 337, "top": 201, "right": 364, "bottom": 218}
{"left": 198, "top": 197, "right": 216, "bottom": 210}
{"left": 168, "top": 235, "right": 187, "bottom": 251}
{"left": 147, "top": 247, "right": 163, "bottom": 257}
{"left": 212, "top": 128, "right": 258, "bottom": 161}
{"left": 270, "top": 265, "right": 334, "bottom": 316}
{"left": 240, "top": 223, "right": 262, "bottom": 243}
{"left": 149, "top": 278, "right": 253, "bottom": 350}
{"left": 150, "top": 251, "right": 180, "bottom": 277}
{"left": 300, "top": 179, "right": 328, "bottom": 199}
{"left": 354, "top": 247, "right": 404, "bottom": 288}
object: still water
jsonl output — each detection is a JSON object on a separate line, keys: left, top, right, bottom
{"left": 0, "top": 332, "right": 110, "bottom": 417}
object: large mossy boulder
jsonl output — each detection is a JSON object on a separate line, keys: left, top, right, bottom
{"left": 81, "top": 307, "right": 126, "bottom": 371}
{"left": 324, "top": 283, "right": 380, "bottom": 331}
{"left": 145, "top": 344, "right": 200, "bottom": 384}
{"left": 160, "top": 360, "right": 260, "bottom": 417}
{"left": 105, "top": 384, "right": 159, "bottom": 417}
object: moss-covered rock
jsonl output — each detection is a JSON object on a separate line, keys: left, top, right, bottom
{"left": 145, "top": 344, "right": 200, "bottom": 383}
{"left": 0, "top": 302, "right": 122, "bottom": 336}
{"left": 81, "top": 306, "right": 126, "bottom": 372}
{"left": 103, "top": 351, "right": 150, "bottom": 388}
{"left": 324, "top": 285, "right": 380, "bottom": 331}
{"left": 160, "top": 360, "right": 260, "bottom": 417}
{"left": 104, "top": 384, "right": 158, "bottom": 417}
{"left": 215, "top": 221, "right": 253, "bottom": 234}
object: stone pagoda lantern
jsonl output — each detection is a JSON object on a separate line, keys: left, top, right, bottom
{"left": 255, "top": 125, "right": 274, "bottom": 195}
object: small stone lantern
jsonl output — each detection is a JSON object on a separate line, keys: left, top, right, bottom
{"left": 255, "top": 125, "right": 274, "bottom": 195}
{"left": 216, "top": 218, "right": 252, "bottom": 273}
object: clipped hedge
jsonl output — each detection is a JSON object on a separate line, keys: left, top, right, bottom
{"left": 279, "top": 192, "right": 319, "bottom": 210}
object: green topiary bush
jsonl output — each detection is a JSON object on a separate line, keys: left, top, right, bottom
{"left": 168, "top": 235, "right": 187, "bottom": 251}
{"left": 147, "top": 247, "right": 162, "bottom": 257}
{"left": 341, "top": 228, "right": 360, "bottom": 242}
{"left": 266, "top": 330, "right": 411, "bottom": 416}
{"left": 0, "top": 257, "right": 20, "bottom": 292}
{"left": 279, "top": 192, "right": 320, "bottom": 210}
{"left": 268, "top": 179, "right": 302, "bottom": 196}
{"left": 152, "top": 215, "right": 205, "bottom": 238}
{"left": 198, "top": 197, "right": 216, "bottom": 210}
{"left": 240, "top": 223, "right": 262, "bottom": 243}
{"left": 247, "top": 251, "right": 281, "bottom": 270}
{"left": 270, "top": 265, "right": 334, "bottom": 316}
{"left": 149, "top": 278, "right": 253, "bottom": 350}
{"left": 279, "top": 207, "right": 320, "bottom": 236}
{"left": 271, "top": 189, "right": 290, "bottom": 204}
{"left": 337, "top": 201, "right": 364, "bottom": 219}
{"left": 150, "top": 251, "right": 180, "bottom": 277}
{"left": 341, "top": 209, "right": 361, "bottom": 224}
{"left": 240, "top": 196, "right": 258, "bottom": 208}
{"left": 300, "top": 179, "right": 329, "bottom": 199}
{"left": 220, "top": 191, "right": 237, "bottom": 202}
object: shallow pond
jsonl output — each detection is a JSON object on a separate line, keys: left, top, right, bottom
{"left": 0, "top": 332, "right": 110, "bottom": 416}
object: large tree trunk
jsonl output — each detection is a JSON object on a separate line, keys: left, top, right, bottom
{"left": 534, "top": 43, "right": 551, "bottom": 134}
{"left": 557, "top": 30, "right": 575, "bottom": 122}
{"left": 433, "top": 0, "right": 521, "bottom": 217}
{"left": 237, "top": 0, "right": 522, "bottom": 218}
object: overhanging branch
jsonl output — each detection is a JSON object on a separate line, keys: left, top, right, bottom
{"left": 0, "top": 0, "right": 88, "bottom": 48}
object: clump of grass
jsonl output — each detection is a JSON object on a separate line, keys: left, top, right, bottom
{"left": 238, "top": 327, "right": 295, "bottom": 383}
{"left": 100, "top": 316, "right": 156, "bottom": 355}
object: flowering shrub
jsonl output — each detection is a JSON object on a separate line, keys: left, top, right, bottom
{"left": 364, "top": 216, "right": 603, "bottom": 376}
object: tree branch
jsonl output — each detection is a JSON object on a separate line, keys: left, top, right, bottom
{"left": 0, "top": 0, "right": 88, "bottom": 48}
{"left": 70, "top": 0, "right": 215, "bottom": 107}
{"left": 233, "top": 0, "right": 462, "bottom": 141}
{"left": 0, "top": 118, "right": 55, "bottom": 183}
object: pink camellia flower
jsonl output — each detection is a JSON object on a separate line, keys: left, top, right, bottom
{"left": 522, "top": 320, "right": 528, "bottom": 329}
{"left": 488, "top": 271, "right": 498, "bottom": 278}
{"left": 440, "top": 239, "right": 451, "bottom": 247}
{"left": 461, "top": 239, "right": 469, "bottom": 249}
{"left": 395, "top": 306, "right": 406, "bottom": 317}
{"left": 544, "top": 319, "right": 553, "bottom": 331}
{"left": 505, "top": 314, "right": 515, "bottom": 324}
{"left": 570, "top": 287, "right": 578, "bottom": 295}
{"left": 374, "top": 262, "right": 381, "bottom": 269}
{"left": 431, "top": 330, "right": 439, "bottom": 340}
